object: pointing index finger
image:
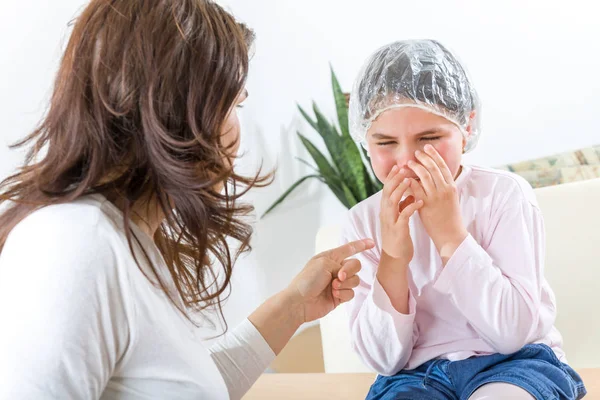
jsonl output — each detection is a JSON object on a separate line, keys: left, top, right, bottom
{"left": 322, "top": 239, "right": 375, "bottom": 263}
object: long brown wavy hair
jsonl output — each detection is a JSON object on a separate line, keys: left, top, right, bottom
{"left": 0, "top": 0, "right": 270, "bottom": 329}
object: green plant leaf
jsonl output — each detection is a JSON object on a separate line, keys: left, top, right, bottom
{"left": 340, "top": 180, "right": 358, "bottom": 208}
{"left": 297, "top": 133, "right": 350, "bottom": 206}
{"left": 268, "top": 66, "right": 384, "bottom": 214}
{"left": 320, "top": 175, "right": 352, "bottom": 209}
{"left": 311, "top": 103, "right": 368, "bottom": 200}
{"left": 331, "top": 66, "right": 350, "bottom": 138}
{"left": 294, "top": 157, "right": 318, "bottom": 172}
{"left": 261, "top": 174, "right": 322, "bottom": 218}
{"left": 361, "top": 146, "right": 383, "bottom": 193}
{"left": 370, "top": 174, "right": 383, "bottom": 192}
{"left": 360, "top": 163, "right": 376, "bottom": 196}
{"left": 297, "top": 104, "right": 319, "bottom": 133}
{"left": 309, "top": 102, "right": 344, "bottom": 176}
{"left": 338, "top": 132, "right": 369, "bottom": 200}
{"left": 297, "top": 133, "right": 339, "bottom": 182}
{"left": 311, "top": 102, "right": 338, "bottom": 143}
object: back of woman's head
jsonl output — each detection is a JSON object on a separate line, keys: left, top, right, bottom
{"left": 0, "top": 0, "right": 267, "bottom": 326}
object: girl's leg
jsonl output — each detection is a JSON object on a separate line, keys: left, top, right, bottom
{"left": 467, "top": 383, "right": 534, "bottom": 400}
{"left": 366, "top": 360, "right": 456, "bottom": 400}
{"left": 448, "top": 344, "right": 586, "bottom": 400}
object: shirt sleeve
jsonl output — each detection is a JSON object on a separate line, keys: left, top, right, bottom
{"left": 208, "top": 319, "right": 275, "bottom": 400}
{"left": 434, "top": 199, "right": 555, "bottom": 354}
{"left": 0, "top": 212, "right": 131, "bottom": 399}
{"left": 342, "top": 215, "right": 419, "bottom": 376}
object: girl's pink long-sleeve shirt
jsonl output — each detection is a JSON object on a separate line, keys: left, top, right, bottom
{"left": 341, "top": 165, "right": 565, "bottom": 376}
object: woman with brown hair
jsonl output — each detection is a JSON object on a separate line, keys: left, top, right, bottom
{"left": 0, "top": 1, "right": 373, "bottom": 399}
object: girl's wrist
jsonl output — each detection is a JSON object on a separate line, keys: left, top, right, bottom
{"left": 436, "top": 228, "right": 468, "bottom": 265}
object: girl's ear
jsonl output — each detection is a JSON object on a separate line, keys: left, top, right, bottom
{"left": 465, "top": 110, "right": 476, "bottom": 135}
{"left": 463, "top": 110, "right": 476, "bottom": 152}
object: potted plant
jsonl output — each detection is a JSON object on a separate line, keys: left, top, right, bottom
{"left": 262, "top": 67, "right": 382, "bottom": 217}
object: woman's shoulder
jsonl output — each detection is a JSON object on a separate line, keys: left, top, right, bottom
{"left": 10, "top": 195, "right": 120, "bottom": 245}
{"left": 2, "top": 194, "right": 128, "bottom": 277}
{"left": 0, "top": 196, "right": 137, "bottom": 382}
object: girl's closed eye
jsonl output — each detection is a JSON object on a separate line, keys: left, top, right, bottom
{"left": 420, "top": 136, "right": 440, "bottom": 141}
{"left": 377, "top": 141, "right": 396, "bottom": 146}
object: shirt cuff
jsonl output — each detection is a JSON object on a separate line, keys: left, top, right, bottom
{"left": 434, "top": 234, "right": 484, "bottom": 294}
{"left": 238, "top": 318, "right": 276, "bottom": 364}
{"left": 371, "top": 276, "right": 417, "bottom": 319}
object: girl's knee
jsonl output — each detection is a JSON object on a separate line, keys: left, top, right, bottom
{"left": 468, "top": 382, "right": 535, "bottom": 400}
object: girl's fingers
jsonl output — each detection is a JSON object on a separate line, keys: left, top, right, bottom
{"left": 424, "top": 144, "right": 454, "bottom": 184}
{"left": 410, "top": 178, "right": 427, "bottom": 202}
{"left": 385, "top": 165, "right": 399, "bottom": 182}
{"left": 383, "top": 165, "right": 399, "bottom": 180}
{"left": 385, "top": 167, "right": 406, "bottom": 192}
{"left": 383, "top": 166, "right": 403, "bottom": 195}
{"left": 415, "top": 150, "right": 446, "bottom": 188}
{"left": 389, "top": 178, "right": 412, "bottom": 210}
{"left": 382, "top": 166, "right": 404, "bottom": 203}
{"left": 397, "top": 198, "right": 424, "bottom": 223}
{"left": 398, "top": 195, "right": 415, "bottom": 213}
{"left": 381, "top": 168, "right": 407, "bottom": 220}
{"left": 407, "top": 160, "right": 435, "bottom": 195}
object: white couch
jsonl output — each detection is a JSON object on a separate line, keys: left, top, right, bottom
{"left": 317, "top": 177, "right": 600, "bottom": 373}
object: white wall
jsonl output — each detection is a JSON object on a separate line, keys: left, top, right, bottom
{"left": 2, "top": 0, "right": 599, "bottom": 334}
{"left": 0, "top": 1, "right": 87, "bottom": 179}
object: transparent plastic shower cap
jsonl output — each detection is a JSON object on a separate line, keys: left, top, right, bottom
{"left": 349, "top": 39, "right": 481, "bottom": 153}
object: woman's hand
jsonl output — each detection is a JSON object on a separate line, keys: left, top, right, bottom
{"left": 286, "top": 238, "right": 375, "bottom": 323}
{"left": 407, "top": 144, "right": 468, "bottom": 263}
{"left": 249, "top": 238, "right": 374, "bottom": 355}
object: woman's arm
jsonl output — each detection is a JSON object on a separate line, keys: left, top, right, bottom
{"left": 0, "top": 213, "right": 128, "bottom": 399}
{"left": 209, "top": 239, "right": 374, "bottom": 400}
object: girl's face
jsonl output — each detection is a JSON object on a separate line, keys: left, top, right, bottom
{"left": 366, "top": 107, "right": 466, "bottom": 185}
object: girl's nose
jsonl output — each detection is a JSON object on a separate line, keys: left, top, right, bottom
{"left": 395, "top": 150, "right": 417, "bottom": 174}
